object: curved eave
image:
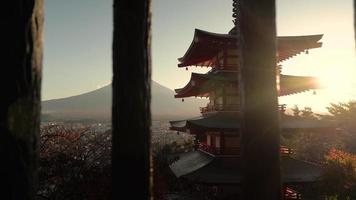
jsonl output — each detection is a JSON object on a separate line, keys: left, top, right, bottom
{"left": 186, "top": 112, "right": 240, "bottom": 131}
{"left": 174, "top": 88, "right": 201, "bottom": 98}
{"left": 178, "top": 29, "right": 323, "bottom": 67}
{"left": 174, "top": 72, "right": 238, "bottom": 98}
{"left": 169, "top": 120, "right": 187, "bottom": 132}
{"left": 174, "top": 73, "right": 207, "bottom": 98}
{"left": 170, "top": 151, "right": 321, "bottom": 185}
{"left": 281, "top": 115, "right": 336, "bottom": 130}
{"left": 170, "top": 113, "right": 335, "bottom": 132}
{"left": 178, "top": 29, "right": 237, "bottom": 68}
{"left": 170, "top": 117, "right": 203, "bottom": 132}
{"left": 278, "top": 34, "right": 323, "bottom": 62}
{"left": 175, "top": 72, "right": 322, "bottom": 98}
{"left": 279, "top": 74, "right": 322, "bottom": 96}
{"left": 175, "top": 72, "right": 237, "bottom": 98}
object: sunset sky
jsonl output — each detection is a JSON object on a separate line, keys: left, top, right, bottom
{"left": 43, "top": 0, "right": 356, "bottom": 113}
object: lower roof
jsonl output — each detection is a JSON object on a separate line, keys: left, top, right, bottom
{"left": 174, "top": 72, "right": 321, "bottom": 98}
{"left": 170, "top": 112, "right": 335, "bottom": 132}
{"left": 170, "top": 150, "right": 322, "bottom": 185}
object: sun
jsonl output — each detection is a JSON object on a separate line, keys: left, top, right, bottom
{"left": 318, "top": 71, "right": 345, "bottom": 90}
{"left": 317, "top": 65, "right": 355, "bottom": 94}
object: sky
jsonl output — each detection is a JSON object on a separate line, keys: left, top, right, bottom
{"left": 43, "top": 0, "right": 356, "bottom": 113}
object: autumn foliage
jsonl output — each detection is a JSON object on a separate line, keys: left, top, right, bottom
{"left": 320, "top": 148, "right": 356, "bottom": 199}
{"left": 37, "top": 125, "right": 111, "bottom": 200}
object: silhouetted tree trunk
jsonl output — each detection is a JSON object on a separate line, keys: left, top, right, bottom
{"left": 112, "top": 0, "right": 151, "bottom": 199}
{"left": 239, "top": 0, "right": 282, "bottom": 199}
{"left": 0, "top": 0, "right": 43, "bottom": 199}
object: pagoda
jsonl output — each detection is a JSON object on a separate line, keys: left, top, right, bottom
{"left": 168, "top": 1, "right": 334, "bottom": 199}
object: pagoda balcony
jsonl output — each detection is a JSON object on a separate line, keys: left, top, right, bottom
{"left": 284, "top": 187, "right": 302, "bottom": 200}
{"left": 197, "top": 142, "right": 294, "bottom": 156}
{"left": 200, "top": 103, "right": 287, "bottom": 114}
{"left": 197, "top": 142, "right": 240, "bottom": 156}
{"left": 199, "top": 146, "right": 240, "bottom": 156}
{"left": 200, "top": 104, "right": 240, "bottom": 114}
{"left": 280, "top": 145, "right": 294, "bottom": 155}
{"left": 279, "top": 104, "right": 287, "bottom": 113}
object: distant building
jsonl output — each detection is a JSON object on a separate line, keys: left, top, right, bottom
{"left": 168, "top": 3, "right": 335, "bottom": 199}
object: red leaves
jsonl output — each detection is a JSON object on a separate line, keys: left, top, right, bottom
{"left": 37, "top": 124, "right": 112, "bottom": 199}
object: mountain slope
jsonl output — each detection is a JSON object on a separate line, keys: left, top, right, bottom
{"left": 42, "top": 81, "right": 207, "bottom": 121}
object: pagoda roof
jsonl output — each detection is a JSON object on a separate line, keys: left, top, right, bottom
{"left": 170, "top": 150, "right": 321, "bottom": 184}
{"left": 170, "top": 112, "right": 335, "bottom": 132}
{"left": 174, "top": 72, "right": 321, "bottom": 98}
{"left": 170, "top": 112, "right": 240, "bottom": 132}
{"left": 175, "top": 71, "right": 237, "bottom": 98}
{"left": 280, "top": 75, "right": 321, "bottom": 96}
{"left": 178, "top": 29, "right": 323, "bottom": 67}
{"left": 277, "top": 35, "right": 323, "bottom": 62}
{"left": 178, "top": 29, "right": 237, "bottom": 67}
{"left": 281, "top": 115, "right": 336, "bottom": 130}
{"left": 186, "top": 112, "right": 240, "bottom": 131}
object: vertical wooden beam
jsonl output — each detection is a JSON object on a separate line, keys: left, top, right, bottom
{"left": 239, "top": 0, "right": 281, "bottom": 199}
{"left": 354, "top": 0, "right": 356, "bottom": 47}
{"left": 0, "top": 0, "right": 43, "bottom": 199}
{"left": 112, "top": 0, "right": 152, "bottom": 199}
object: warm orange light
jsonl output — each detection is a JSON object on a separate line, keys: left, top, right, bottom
{"left": 317, "top": 67, "right": 354, "bottom": 91}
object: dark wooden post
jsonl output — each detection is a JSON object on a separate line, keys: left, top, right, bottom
{"left": 239, "top": 0, "right": 282, "bottom": 199}
{"left": 112, "top": 0, "right": 152, "bottom": 199}
{"left": 0, "top": 0, "right": 43, "bottom": 199}
{"left": 354, "top": 0, "right": 356, "bottom": 47}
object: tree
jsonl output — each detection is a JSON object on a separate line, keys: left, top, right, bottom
{"left": 319, "top": 149, "right": 356, "bottom": 199}
{"left": 322, "top": 101, "right": 356, "bottom": 153}
{"left": 291, "top": 105, "right": 318, "bottom": 119}
{"left": 291, "top": 105, "right": 301, "bottom": 117}
{"left": 37, "top": 125, "right": 111, "bottom": 199}
{"left": 301, "top": 107, "right": 316, "bottom": 119}
{"left": 1, "top": 1, "right": 43, "bottom": 199}
{"left": 282, "top": 130, "right": 344, "bottom": 163}
{"left": 112, "top": 0, "right": 152, "bottom": 199}
{"left": 327, "top": 101, "right": 356, "bottom": 132}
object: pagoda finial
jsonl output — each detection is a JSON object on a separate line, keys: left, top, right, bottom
{"left": 231, "top": 0, "right": 241, "bottom": 35}
{"left": 232, "top": 0, "right": 240, "bottom": 26}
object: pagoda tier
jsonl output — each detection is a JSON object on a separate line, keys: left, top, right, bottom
{"left": 174, "top": 72, "right": 321, "bottom": 98}
{"left": 170, "top": 112, "right": 335, "bottom": 133}
{"left": 174, "top": 72, "right": 237, "bottom": 98}
{"left": 170, "top": 151, "right": 321, "bottom": 185}
{"left": 178, "top": 29, "right": 322, "bottom": 68}
{"left": 280, "top": 75, "right": 321, "bottom": 96}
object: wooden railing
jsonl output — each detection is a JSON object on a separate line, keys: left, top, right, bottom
{"left": 199, "top": 104, "right": 240, "bottom": 113}
{"left": 200, "top": 103, "right": 287, "bottom": 114}
{"left": 280, "top": 146, "right": 294, "bottom": 155}
{"left": 197, "top": 143, "right": 294, "bottom": 156}
{"left": 197, "top": 142, "right": 240, "bottom": 155}
{"left": 278, "top": 104, "right": 286, "bottom": 113}
{"left": 284, "top": 187, "right": 301, "bottom": 200}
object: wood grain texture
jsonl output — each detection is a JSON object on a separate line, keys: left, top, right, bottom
{"left": 0, "top": 0, "right": 43, "bottom": 199}
{"left": 112, "top": 0, "right": 152, "bottom": 199}
{"left": 239, "top": 0, "right": 282, "bottom": 199}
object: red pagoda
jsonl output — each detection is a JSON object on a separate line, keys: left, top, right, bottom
{"left": 168, "top": 1, "right": 334, "bottom": 199}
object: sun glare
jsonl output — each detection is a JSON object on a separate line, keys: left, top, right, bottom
{"left": 280, "top": 52, "right": 356, "bottom": 114}
{"left": 317, "top": 67, "right": 354, "bottom": 92}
